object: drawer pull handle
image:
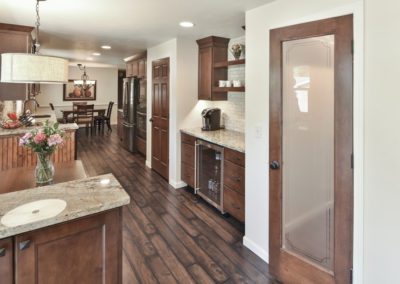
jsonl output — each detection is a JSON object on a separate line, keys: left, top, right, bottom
{"left": 19, "top": 240, "right": 31, "bottom": 251}
{"left": 185, "top": 174, "right": 191, "bottom": 178}
{"left": 231, "top": 202, "right": 241, "bottom": 210}
{"left": 231, "top": 176, "right": 241, "bottom": 182}
{"left": 232, "top": 155, "right": 241, "bottom": 161}
{"left": 0, "top": 247, "right": 5, "bottom": 257}
{"left": 185, "top": 153, "right": 191, "bottom": 157}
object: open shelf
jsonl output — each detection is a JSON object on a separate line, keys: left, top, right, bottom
{"left": 214, "top": 59, "right": 245, "bottom": 68}
{"left": 213, "top": 86, "right": 245, "bottom": 93}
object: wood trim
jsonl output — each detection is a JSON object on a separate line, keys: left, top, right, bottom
{"left": 0, "top": 23, "right": 34, "bottom": 33}
{"left": 269, "top": 15, "right": 353, "bottom": 284}
{"left": 124, "top": 51, "right": 147, "bottom": 63}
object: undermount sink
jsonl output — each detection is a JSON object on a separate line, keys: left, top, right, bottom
{"left": 1, "top": 199, "right": 67, "bottom": 227}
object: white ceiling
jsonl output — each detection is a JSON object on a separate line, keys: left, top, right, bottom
{"left": 0, "top": 0, "right": 273, "bottom": 68}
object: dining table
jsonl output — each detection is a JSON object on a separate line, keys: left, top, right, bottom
{"left": 61, "top": 107, "right": 106, "bottom": 123}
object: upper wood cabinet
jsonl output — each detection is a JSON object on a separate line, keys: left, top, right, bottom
{"left": 196, "top": 36, "right": 229, "bottom": 101}
{"left": 0, "top": 23, "right": 34, "bottom": 101}
{"left": 125, "top": 51, "right": 147, "bottom": 79}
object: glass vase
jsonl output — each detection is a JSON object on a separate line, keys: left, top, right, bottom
{"left": 35, "top": 152, "right": 55, "bottom": 184}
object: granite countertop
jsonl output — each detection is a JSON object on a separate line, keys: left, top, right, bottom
{"left": 0, "top": 107, "right": 78, "bottom": 136}
{"left": 181, "top": 128, "right": 245, "bottom": 153}
{"left": 0, "top": 174, "right": 130, "bottom": 239}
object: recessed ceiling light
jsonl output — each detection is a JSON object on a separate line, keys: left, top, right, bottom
{"left": 101, "top": 45, "right": 111, "bottom": 49}
{"left": 92, "top": 52, "right": 101, "bottom": 56}
{"left": 179, "top": 21, "right": 194, "bottom": 28}
{"left": 86, "top": 57, "right": 93, "bottom": 61}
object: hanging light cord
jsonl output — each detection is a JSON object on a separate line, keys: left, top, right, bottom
{"left": 34, "top": 0, "right": 41, "bottom": 53}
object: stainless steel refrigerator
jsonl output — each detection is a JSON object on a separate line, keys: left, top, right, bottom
{"left": 121, "top": 77, "right": 140, "bottom": 153}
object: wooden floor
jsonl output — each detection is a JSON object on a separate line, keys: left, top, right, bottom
{"left": 77, "top": 128, "right": 278, "bottom": 284}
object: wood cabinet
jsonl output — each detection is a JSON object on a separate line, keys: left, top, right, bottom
{"left": 0, "top": 238, "right": 13, "bottom": 284}
{"left": 125, "top": 52, "right": 147, "bottom": 79}
{"left": 0, "top": 23, "right": 34, "bottom": 101}
{"left": 181, "top": 133, "right": 196, "bottom": 188}
{"left": 196, "top": 36, "right": 230, "bottom": 101}
{"left": 3, "top": 208, "right": 122, "bottom": 284}
{"left": 223, "top": 148, "right": 245, "bottom": 222}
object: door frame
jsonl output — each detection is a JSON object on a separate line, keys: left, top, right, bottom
{"left": 269, "top": 15, "right": 353, "bottom": 284}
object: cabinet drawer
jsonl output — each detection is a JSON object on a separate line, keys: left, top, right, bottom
{"left": 224, "top": 186, "right": 244, "bottom": 222}
{"left": 181, "top": 133, "right": 196, "bottom": 145}
{"left": 224, "top": 148, "right": 245, "bottom": 167}
{"left": 181, "top": 163, "right": 195, "bottom": 188}
{"left": 0, "top": 238, "right": 13, "bottom": 284}
{"left": 224, "top": 160, "right": 245, "bottom": 195}
{"left": 181, "top": 143, "right": 195, "bottom": 166}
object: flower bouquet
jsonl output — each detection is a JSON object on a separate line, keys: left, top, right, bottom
{"left": 19, "top": 120, "right": 69, "bottom": 184}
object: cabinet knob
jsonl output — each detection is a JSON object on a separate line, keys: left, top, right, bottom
{"left": 231, "top": 202, "right": 241, "bottom": 210}
{"left": 231, "top": 176, "right": 241, "bottom": 182}
{"left": 149, "top": 118, "right": 153, "bottom": 122}
{"left": 0, "top": 247, "right": 5, "bottom": 257}
{"left": 19, "top": 240, "right": 31, "bottom": 251}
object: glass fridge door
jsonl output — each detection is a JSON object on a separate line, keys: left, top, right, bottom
{"left": 196, "top": 140, "right": 224, "bottom": 212}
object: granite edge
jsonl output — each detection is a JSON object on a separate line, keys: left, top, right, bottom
{"left": 180, "top": 128, "right": 245, "bottom": 153}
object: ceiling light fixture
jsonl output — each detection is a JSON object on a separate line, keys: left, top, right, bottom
{"left": 74, "top": 64, "right": 95, "bottom": 92}
{"left": 92, "top": 52, "right": 101, "bottom": 56}
{"left": 179, "top": 21, "right": 194, "bottom": 28}
{"left": 101, "top": 45, "right": 111, "bottom": 50}
{"left": 0, "top": 0, "right": 68, "bottom": 84}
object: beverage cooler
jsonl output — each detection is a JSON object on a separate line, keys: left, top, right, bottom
{"left": 195, "top": 140, "right": 225, "bottom": 213}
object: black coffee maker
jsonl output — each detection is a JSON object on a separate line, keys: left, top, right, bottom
{"left": 201, "top": 108, "right": 221, "bottom": 131}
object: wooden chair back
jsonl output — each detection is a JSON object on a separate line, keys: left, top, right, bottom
{"left": 106, "top": 101, "right": 114, "bottom": 118}
{"left": 75, "top": 104, "right": 94, "bottom": 124}
{"left": 73, "top": 102, "right": 87, "bottom": 111}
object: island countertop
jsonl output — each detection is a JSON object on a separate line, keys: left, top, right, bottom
{"left": 0, "top": 107, "right": 78, "bottom": 136}
{"left": 0, "top": 173, "right": 130, "bottom": 239}
{"left": 181, "top": 127, "right": 245, "bottom": 153}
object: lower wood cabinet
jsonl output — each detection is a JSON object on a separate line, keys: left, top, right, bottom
{"left": 1, "top": 208, "right": 122, "bottom": 284}
{"left": 0, "top": 237, "right": 13, "bottom": 284}
{"left": 224, "top": 186, "right": 245, "bottom": 222}
{"left": 181, "top": 133, "right": 196, "bottom": 188}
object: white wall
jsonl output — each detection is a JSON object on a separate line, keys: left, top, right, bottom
{"left": 245, "top": 0, "right": 364, "bottom": 282}
{"left": 37, "top": 66, "right": 119, "bottom": 124}
{"left": 364, "top": 0, "right": 400, "bottom": 283}
{"left": 146, "top": 38, "right": 199, "bottom": 187}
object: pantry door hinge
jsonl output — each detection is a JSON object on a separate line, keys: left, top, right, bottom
{"left": 351, "top": 153, "right": 354, "bottom": 169}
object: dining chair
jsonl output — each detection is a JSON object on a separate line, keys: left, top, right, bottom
{"left": 94, "top": 101, "right": 114, "bottom": 133}
{"left": 72, "top": 102, "right": 87, "bottom": 122}
{"left": 75, "top": 104, "right": 94, "bottom": 135}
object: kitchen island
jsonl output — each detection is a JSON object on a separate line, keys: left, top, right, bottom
{"left": 0, "top": 174, "right": 130, "bottom": 284}
{"left": 0, "top": 107, "right": 78, "bottom": 171}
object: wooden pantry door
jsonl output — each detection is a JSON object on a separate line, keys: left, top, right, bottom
{"left": 151, "top": 58, "right": 170, "bottom": 180}
{"left": 269, "top": 15, "right": 353, "bottom": 284}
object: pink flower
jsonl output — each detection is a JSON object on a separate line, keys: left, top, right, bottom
{"left": 48, "top": 134, "right": 63, "bottom": 146}
{"left": 19, "top": 133, "right": 32, "bottom": 146}
{"left": 34, "top": 131, "right": 47, "bottom": 144}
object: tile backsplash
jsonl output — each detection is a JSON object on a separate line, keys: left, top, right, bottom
{"left": 214, "top": 35, "right": 245, "bottom": 133}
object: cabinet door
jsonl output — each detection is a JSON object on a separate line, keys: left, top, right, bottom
{"left": 14, "top": 209, "right": 122, "bottom": 284}
{"left": 131, "top": 61, "right": 139, "bottom": 77}
{"left": 198, "top": 47, "right": 212, "bottom": 100}
{"left": 126, "top": 63, "right": 133, "bottom": 77}
{"left": 0, "top": 238, "right": 13, "bottom": 284}
{"left": 138, "top": 59, "right": 146, "bottom": 78}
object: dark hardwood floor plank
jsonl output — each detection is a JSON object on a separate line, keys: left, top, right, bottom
{"left": 188, "top": 264, "right": 216, "bottom": 284}
{"left": 148, "top": 255, "right": 178, "bottom": 284}
{"left": 150, "top": 234, "right": 196, "bottom": 284}
{"left": 122, "top": 249, "right": 140, "bottom": 283}
{"left": 162, "top": 214, "right": 228, "bottom": 282}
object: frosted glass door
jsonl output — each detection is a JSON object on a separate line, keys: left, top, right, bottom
{"left": 281, "top": 35, "right": 334, "bottom": 271}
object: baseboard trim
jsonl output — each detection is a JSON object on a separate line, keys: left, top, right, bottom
{"left": 169, "top": 179, "right": 187, "bottom": 189}
{"left": 243, "top": 236, "right": 269, "bottom": 263}
{"left": 145, "top": 160, "right": 151, "bottom": 169}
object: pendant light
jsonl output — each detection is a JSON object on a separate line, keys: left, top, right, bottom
{"left": 0, "top": 0, "right": 69, "bottom": 84}
{"left": 74, "top": 64, "right": 95, "bottom": 91}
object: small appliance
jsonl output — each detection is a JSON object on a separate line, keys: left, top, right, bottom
{"left": 201, "top": 108, "right": 221, "bottom": 131}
